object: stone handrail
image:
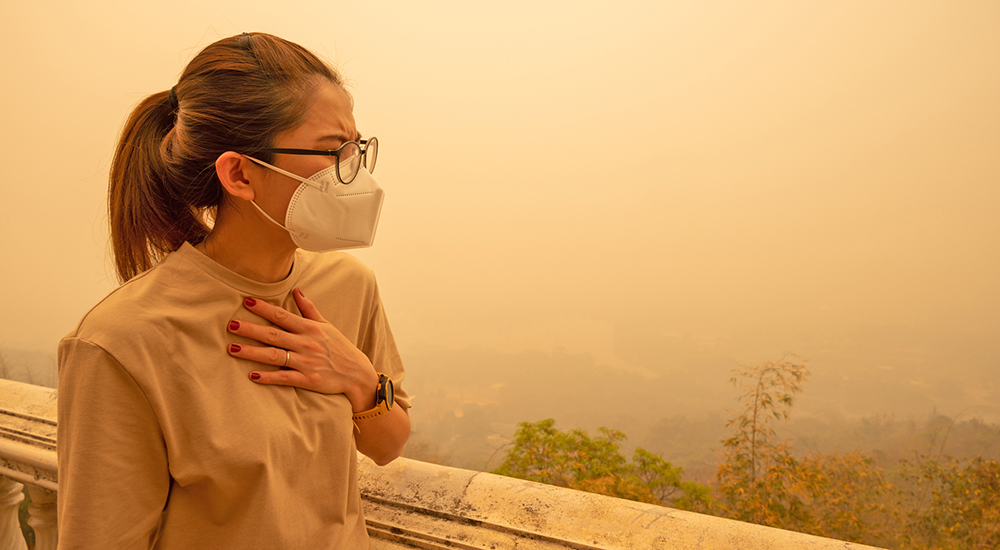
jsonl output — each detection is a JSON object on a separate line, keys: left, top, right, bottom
{"left": 1, "top": 378, "right": 57, "bottom": 550}
{"left": 0, "top": 377, "right": 886, "bottom": 549}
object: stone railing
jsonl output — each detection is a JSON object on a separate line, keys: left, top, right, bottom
{"left": 0, "top": 377, "right": 886, "bottom": 549}
{"left": 1, "top": 378, "right": 57, "bottom": 550}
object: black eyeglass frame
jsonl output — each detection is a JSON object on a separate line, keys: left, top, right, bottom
{"left": 251, "top": 137, "right": 378, "bottom": 184}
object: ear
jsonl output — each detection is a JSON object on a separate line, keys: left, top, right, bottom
{"left": 215, "top": 152, "right": 256, "bottom": 202}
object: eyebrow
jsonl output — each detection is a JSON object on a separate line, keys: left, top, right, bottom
{"left": 316, "top": 132, "right": 363, "bottom": 146}
{"left": 316, "top": 133, "right": 352, "bottom": 144}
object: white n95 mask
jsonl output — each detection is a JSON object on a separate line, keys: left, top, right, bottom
{"left": 245, "top": 156, "right": 384, "bottom": 252}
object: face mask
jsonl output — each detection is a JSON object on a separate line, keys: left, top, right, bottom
{"left": 245, "top": 156, "right": 384, "bottom": 252}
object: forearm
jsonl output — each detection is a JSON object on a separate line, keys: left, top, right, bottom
{"left": 355, "top": 402, "right": 410, "bottom": 466}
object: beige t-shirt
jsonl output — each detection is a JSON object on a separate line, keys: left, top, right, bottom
{"left": 57, "top": 242, "right": 409, "bottom": 549}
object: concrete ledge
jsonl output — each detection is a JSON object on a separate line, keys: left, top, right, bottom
{"left": 358, "top": 455, "right": 886, "bottom": 550}
{"left": 0, "top": 378, "right": 58, "bottom": 491}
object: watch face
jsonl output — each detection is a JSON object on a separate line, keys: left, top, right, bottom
{"left": 377, "top": 373, "right": 394, "bottom": 410}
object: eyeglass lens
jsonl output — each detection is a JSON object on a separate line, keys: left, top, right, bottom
{"left": 336, "top": 142, "right": 362, "bottom": 184}
{"left": 363, "top": 139, "right": 378, "bottom": 174}
{"left": 336, "top": 139, "right": 378, "bottom": 184}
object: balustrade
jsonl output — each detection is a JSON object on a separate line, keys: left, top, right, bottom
{"left": 1, "top": 476, "right": 28, "bottom": 550}
{"left": 0, "top": 377, "right": 886, "bottom": 549}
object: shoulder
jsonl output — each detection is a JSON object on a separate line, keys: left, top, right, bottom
{"left": 65, "top": 246, "right": 209, "bottom": 345}
{"left": 297, "top": 250, "right": 374, "bottom": 276}
{"left": 296, "top": 250, "right": 378, "bottom": 291}
{"left": 58, "top": 266, "right": 170, "bottom": 389}
{"left": 294, "top": 251, "right": 385, "bottom": 322}
{"left": 66, "top": 268, "right": 161, "bottom": 342}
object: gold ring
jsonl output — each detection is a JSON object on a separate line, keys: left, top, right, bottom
{"left": 283, "top": 350, "right": 290, "bottom": 367}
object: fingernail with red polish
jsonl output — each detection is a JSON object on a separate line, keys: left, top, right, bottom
{"left": 250, "top": 372, "right": 261, "bottom": 380}
{"left": 244, "top": 297, "right": 257, "bottom": 307}
{"left": 295, "top": 288, "right": 305, "bottom": 298}
{"left": 229, "top": 344, "right": 241, "bottom": 353}
{"left": 229, "top": 320, "right": 240, "bottom": 331}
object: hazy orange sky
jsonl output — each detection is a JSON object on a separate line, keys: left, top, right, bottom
{"left": 2, "top": 2, "right": 998, "bottom": 418}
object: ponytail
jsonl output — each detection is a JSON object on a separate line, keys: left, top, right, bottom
{"left": 108, "top": 90, "right": 211, "bottom": 282}
{"left": 107, "top": 32, "right": 342, "bottom": 282}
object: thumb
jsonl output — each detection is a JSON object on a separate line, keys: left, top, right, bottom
{"left": 293, "top": 287, "right": 327, "bottom": 323}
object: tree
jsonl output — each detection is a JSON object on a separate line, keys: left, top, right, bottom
{"left": 0, "top": 348, "right": 10, "bottom": 379}
{"left": 493, "top": 418, "right": 712, "bottom": 510}
{"left": 715, "top": 355, "right": 810, "bottom": 527}
{"left": 714, "top": 356, "right": 894, "bottom": 544}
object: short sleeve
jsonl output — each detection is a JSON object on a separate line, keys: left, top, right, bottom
{"left": 359, "top": 281, "right": 410, "bottom": 410}
{"left": 57, "top": 337, "right": 171, "bottom": 549}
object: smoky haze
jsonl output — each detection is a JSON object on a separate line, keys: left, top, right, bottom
{"left": 1, "top": 1, "right": 998, "bottom": 467}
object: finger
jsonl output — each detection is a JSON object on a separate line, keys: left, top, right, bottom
{"left": 243, "top": 296, "right": 306, "bottom": 332}
{"left": 248, "top": 367, "right": 312, "bottom": 388}
{"left": 227, "top": 319, "right": 305, "bottom": 351}
{"left": 228, "top": 342, "right": 294, "bottom": 369}
{"left": 293, "top": 288, "right": 327, "bottom": 323}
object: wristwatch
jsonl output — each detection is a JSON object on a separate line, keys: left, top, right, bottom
{"left": 352, "top": 373, "right": 393, "bottom": 432}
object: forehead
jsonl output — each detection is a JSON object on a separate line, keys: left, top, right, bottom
{"left": 280, "top": 80, "right": 357, "bottom": 147}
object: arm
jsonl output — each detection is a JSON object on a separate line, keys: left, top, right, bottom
{"left": 354, "top": 399, "right": 410, "bottom": 466}
{"left": 353, "top": 279, "right": 411, "bottom": 464}
{"left": 57, "top": 338, "right": 170, "bottom": 549}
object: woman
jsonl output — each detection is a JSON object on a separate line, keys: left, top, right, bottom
{"left": 57, "top": 32, "right": 410, "bottom": 549}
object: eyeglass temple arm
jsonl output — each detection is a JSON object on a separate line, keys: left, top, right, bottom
{"left": 254, "top": 140, "right": 373, "bottom": 157}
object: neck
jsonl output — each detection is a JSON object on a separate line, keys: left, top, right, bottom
{"left": 204, "top": 202, "right": 298, "bottom": 283}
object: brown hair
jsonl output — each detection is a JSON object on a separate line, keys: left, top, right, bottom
{"left": 108, "top": 32, "right": 342, "bottom": 282}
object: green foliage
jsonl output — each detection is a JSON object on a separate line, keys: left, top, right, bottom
{"left": 899, "top": 456, "right": 1000, "bottom": 550}
{"left": 494, "top": 418, "right": 712, "bottom": 509}
{"left": 796, "top": 451, "right": 892, "bottom": 545}
{"left": 444, "top": 351, "right": 1000, "bottom": 549}
{"left": 19, "top": 485, "right": 35, "bottom": 549}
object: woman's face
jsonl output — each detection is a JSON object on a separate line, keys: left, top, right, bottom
{"left": 250, "top": 80, "right": 359, "bottom": 227}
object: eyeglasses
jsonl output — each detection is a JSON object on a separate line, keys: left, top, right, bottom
{"left": 253, "top": 137, "right": 378, "bottom": 185}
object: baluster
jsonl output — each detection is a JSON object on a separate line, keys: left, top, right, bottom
{"left": 26, "top": 485, "right": 57, "bottom": 550}
{"left": 0, "top": 476, "right": 28, "bottom": 550}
